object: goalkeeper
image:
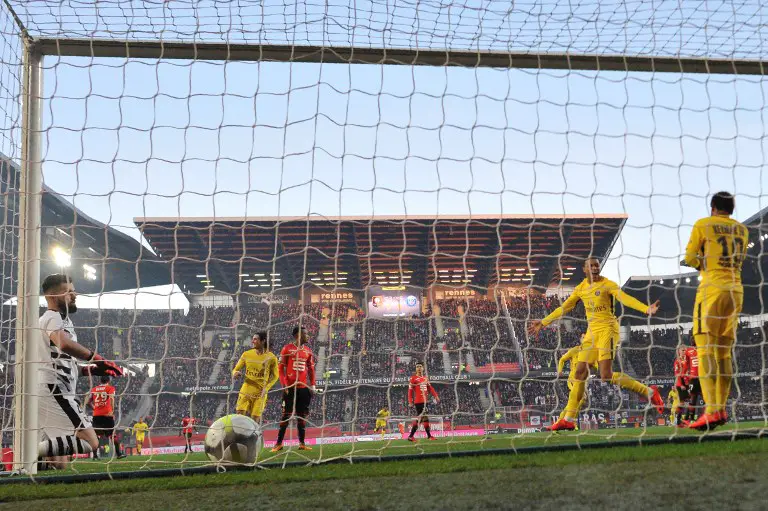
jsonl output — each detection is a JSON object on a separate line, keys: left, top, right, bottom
{"left": 232, "top": 331, "right": 279, "bottom": 422}
{"left": 37, "top": 274, "right": 124, "bottom": 468}
{"left": 528, "top": 257, "right": 664, "bottom": 432}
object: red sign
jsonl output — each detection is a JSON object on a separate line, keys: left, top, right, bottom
{"left": 474, "top": 362, "right": 521, "bottom": 375}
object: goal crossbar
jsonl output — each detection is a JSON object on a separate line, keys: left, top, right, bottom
{"left": 33, "top": 38, "right": 768, "bottom": 75}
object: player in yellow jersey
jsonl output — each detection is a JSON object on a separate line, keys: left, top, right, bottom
{"left": 529, "top": 257, "right": 665, "bottom": 431}
{"left": 132, "top": 418, "right": 149, "bottom": 455}
{"left": 667, "top": 388, "right": 681, "bottom": 426}
{"left": 374, "top": 406, "right": 390, "bottom": 437}
{"left": 555, "top": 344, "right": 598, "bottom": 423}
{"left": 232, "top": 331, "right": 279, "bottom": 422}
{"left": 683, "top": 192, "right": 748, "bottom": 430}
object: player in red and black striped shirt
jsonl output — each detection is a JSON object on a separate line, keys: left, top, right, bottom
{"left": 180, "top": 416, "right": 196, "bottom": 454}
{"left": 672, "top": 347, "right": 690, "bottom": 426}
{"left": 407, "top": 362, "right": 439, "bottom": 442}
{"left": 683, "top": 336, "right": 702, "bottom": 422}
{"left": 85, "top": 375, "right": 126, "bottom": 459}
{"left": 271, "top": 326, "right": 316, "bottom": 452}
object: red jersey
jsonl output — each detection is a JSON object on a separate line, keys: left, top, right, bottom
{"left": 408, "top": 375, "right": 438, "bottom": 405}
{"left": 90, "top": 384, "right": 115, "bottom": 417}
{"left": 684, "top": 347, "right": 699, "bottom": 378}
{"left": 181, "top": 417, "right": 196, "bottom": 435}
{"left": 278, "top": 343, "right": 315, "bottom": 389}
{"left": 673, "top": 359, "right": 688, "bottom": 388}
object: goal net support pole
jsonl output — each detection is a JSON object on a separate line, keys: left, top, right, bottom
{"left": 499, "top": 292, "right": 524, "bottom": 365}
{"left": 13, "top": 41, "right": 43, "bottom": 475}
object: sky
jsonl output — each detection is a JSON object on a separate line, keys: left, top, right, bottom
{"left": 4, "top": 0, "right": 768, "bottom": 308}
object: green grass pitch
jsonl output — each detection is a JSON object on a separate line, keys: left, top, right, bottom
{"left": 1, "top": 422, "right": 766, "bottom": 510}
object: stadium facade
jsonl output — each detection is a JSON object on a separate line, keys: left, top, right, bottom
{"left": 0, "top": 154, "right": 170, "bottom": 300}
{"left": 135, "top": 214, "right": 626, "bottom": 306}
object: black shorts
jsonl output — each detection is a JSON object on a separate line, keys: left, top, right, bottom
{"left": 282, "top": 387, "right": 312, "bottom": 416}
{"left": 688, "top": 378, "right": 702, "bottom": 396}
{"left": 92, "top": 415, "right": 115, "bottom": 436}
{"left": 676, "top": 385, "right": 690, "bottom": 401}
{"left": 414, "top": 403, "right": 427, "bottom": 417}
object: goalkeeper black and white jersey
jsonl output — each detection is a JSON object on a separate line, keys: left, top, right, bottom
{"left": 39, "top": 309, "right": 79, "bottom": 396}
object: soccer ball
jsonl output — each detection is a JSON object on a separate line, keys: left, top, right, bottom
{"left": 204, "top": 414, "right": 262, "bottom": 465}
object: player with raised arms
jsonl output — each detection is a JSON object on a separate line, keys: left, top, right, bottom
{"left": 232, "top": 331, "right": 279, "bottom": 422}
{"left": 37, "top": 274, "right": 123, "bottom": 469}
{"left": 683, "top": 192, "right": 748, "bottom": 430}
{"left": 528, "top": 258, "right": 664, "bottom": 431}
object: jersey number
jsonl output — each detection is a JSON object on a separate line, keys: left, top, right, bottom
{"left": 717, "top": 236, "right": 745, "bottom": 266}
{"left": 292, "top": 359, "right": 307, "bottom": 372}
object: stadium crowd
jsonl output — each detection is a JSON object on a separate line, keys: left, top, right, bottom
{"left": 1, "top": 292, "right": 765, "bottom": 438}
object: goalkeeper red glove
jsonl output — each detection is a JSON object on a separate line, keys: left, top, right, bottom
{"left": 81, "top": 353, "right": 124, "bottom": 377}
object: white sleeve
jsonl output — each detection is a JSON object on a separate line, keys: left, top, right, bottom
{"left": 41, "top": 313, "right": 64, "bottom": 340}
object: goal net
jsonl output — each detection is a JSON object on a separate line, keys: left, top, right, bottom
{"left": 2, "top": 0, "right": 767, "bottom": 476}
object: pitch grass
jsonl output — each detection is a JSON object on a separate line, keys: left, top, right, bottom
{"left": 2, "top": 439, "right": 768, "bottom": 509}
{"left": 10, "top": 420, "right": 766, "bottom": 476}
{"left": 1, "top": 422, "right": 766, "bottom": 509}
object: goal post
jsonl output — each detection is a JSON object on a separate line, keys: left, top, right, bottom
{"left": 13, "top": 42, "right": 43, "bottom": 474}
{"left": 30, "top": 38, "right": 768, "bottom": 74}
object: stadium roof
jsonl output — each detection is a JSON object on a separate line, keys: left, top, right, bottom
{"left": 621, "top": 208, "right": 768, "bottom": 324}
{"left": 0, "top": 156, "right": 171, "bottom": 297}
{"left": 135, "top": 214, "right": 627, "bottom": 295}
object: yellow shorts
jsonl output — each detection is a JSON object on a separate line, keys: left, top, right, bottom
{"left": 135, "top": 435, "right": 145, "bottom": 444}
{"left": 693, "top": 285, "right": 743, "bottom": 343}
{"left": 236, "top": 384, "right": 268, "bottom": 417}
{"left": 375, "top": 420, "right": 387, "bottom": 430}
{"left": 577, "top": 327, "right": 619, "bottom": 365}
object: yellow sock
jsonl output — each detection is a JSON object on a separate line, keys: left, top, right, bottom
{"left": 564, "top": 378, "right": 585, "bottom": 419}
{"left": 696, "top": 343, "right": 718, "bottom": 415}
{"left": 559, "top": 395, "right": 587, "bottom": 421}
{"left": 610, "top": 372, "right": 650, "bottom": 397}
{"left": 716, "top": 357, "right": 733, "bottom": 415}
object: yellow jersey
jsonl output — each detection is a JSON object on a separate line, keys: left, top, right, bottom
{"left": 233, "top": 349, "right": 279, "bottom": 391}
{"left": 684, "top": 215, "right": 748, "bottom": 289}
{"left": 557, "top": 345, "right": 580, "bottom": 374}
{"left": 541, "top": 277, "right": 649, "bottom": 329}
{"left": 667, "top": 389, "right": 679, "bottom": 405}
{"left": 133, "top": 422, "right": 149, "bottom": 437}
{"left": 377, "top": 408, "right": 391, "bottom": 420}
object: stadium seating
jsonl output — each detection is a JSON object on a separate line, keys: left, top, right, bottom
{"left": 2, "top": 295, "right": 764, "bottom": 441}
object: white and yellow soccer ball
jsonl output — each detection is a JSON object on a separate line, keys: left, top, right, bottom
{"left": 204, "top": 414, "right": 262, "bottom": 465}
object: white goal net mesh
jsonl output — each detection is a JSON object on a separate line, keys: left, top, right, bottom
{"left": 0, "top": 0, "right": 766, "bottom": 475}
